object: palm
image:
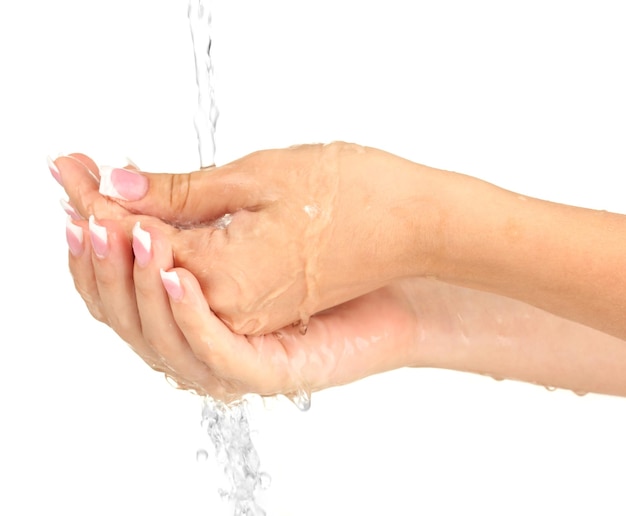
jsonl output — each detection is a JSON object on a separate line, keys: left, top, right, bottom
{"left": 188, "top": 281, "right": 419, "bottom": 398}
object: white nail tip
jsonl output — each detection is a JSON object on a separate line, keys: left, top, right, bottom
{"left": 47, "top": 155, "right": 60, "bottom": 173}
{"left": 88, "top": 215, "right": 108, "bottom": 244}
{"left": 160, "top": 269, "right": 180, "bottom": 287}
{"left": 60, "top": 198, "right": 81, "bottom": 220}
{"left": 132, "top": 222, "right": 152, "bottom": 253}
{"left": 98, "top": 166, "right": 126, "bottom": 199}
{"left": 66, "top": 217, "right": 83, "bottom": 244}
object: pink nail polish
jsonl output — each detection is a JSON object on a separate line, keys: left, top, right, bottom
{"left": 47, "top": 156, "right": 63, "bottom": 186}
{"left": 66, "top": 218, "right": 83, "bottom": 257}
{"left": 132, "top": 222, "right": 152, "bottom": 267}
{"left": 88, "top": 215, "right": 109, "bottom": 258}
{"left": 160, "top": 269, "right": 184, "bottom": 300}
{"left": 99, "top": 166, "right": 148, "bottom": 201}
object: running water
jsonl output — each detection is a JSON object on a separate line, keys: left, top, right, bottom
{"left": 186, "top": 3, "right": 312, "bottom": 512}
{"left": 188, "top": 0, "right": 219, "bottom": 168}
{"left": 197, "top": 397, "right": 271, "bottom": 516}
{"left": 188, "top": 0, "right": 230, "bottom": 231}
{"left": 187, "top": 3, "right": 269, "bottom": 514}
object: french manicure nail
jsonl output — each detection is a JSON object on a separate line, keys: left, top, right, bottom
{"left": 66, "top": 217, "right": 84, "bottom": 256}
{"left": 99, "top": 166, "right": 148, "bottom": 201}
{"left": 160, "top": 269, "right": 184, "bottom": 300}
{"left": 88, "top": 215, "right": 109, "bottom": 258}
{"left": 47, "top": 156, "right": 63, "bottom": 186}
{"left": 60, "top": 198, "right": 83, "bottom": 220}
{"left": 132, "top": 222, "right": 152, "bottom": 267}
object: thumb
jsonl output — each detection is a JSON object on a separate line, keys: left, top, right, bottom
{"left": 98, "top": 166, "right": 246, "bottom": 226}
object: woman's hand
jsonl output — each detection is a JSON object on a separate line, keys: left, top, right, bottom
{"left": 56, "top": 144, "right": 441, "bottom": 334}
{"left": 65, "top": 210, "right": 626, "bottom": 401}
{"left": 65, "top": 216, "right": 421, "bottom": 401}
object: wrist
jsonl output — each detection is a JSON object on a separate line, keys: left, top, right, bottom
{"left": 348, "top": 148, "right": 449, "bottom": 282}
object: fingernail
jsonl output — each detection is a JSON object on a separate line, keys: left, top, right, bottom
{"left": 160, "top": 269, "right": 184, "bottom": 300}
{"left": 66, "top": 217, "right": 84, "bottom": 256}
{"left": 47, "top": 156, "right": 63, "bottom": 186}
{"left": 99, "top": 166, "right": 148, "bottom": 201}
{"left": 132, "top": 222, "right": 152, "bottom": 267}
{"left": 88, "top": 215, "right": 109, "bottom": 258}
{"left": 60, "top": 198, "right": 83, "bottom": 220}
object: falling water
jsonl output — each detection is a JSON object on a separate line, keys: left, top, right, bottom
{"left": 186, "top": 3, "right": 269, "bottom": 514}
{"left": 196, "top": 397, "right": 270, "bottom": 516}
{"left": 185, "top": 2, "right": 312, "bottom": 512}
{"left": 188, "top": 0, "right": 219, "bottom": 168}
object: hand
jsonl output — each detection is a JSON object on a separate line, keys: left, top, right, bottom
{"left": 65, "top": 216, "right": 421, "bottom": 401}
{"left": 64, "top": 208, "right": 626, "bottom": 400}
{"left": 56, "top": 143, "right": 439, "bottom": 334}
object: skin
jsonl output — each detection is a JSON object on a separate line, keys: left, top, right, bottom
{"left": 58, "top": 144, "right": 440, "bottom": 335}
{"left": 54, "top": 144, "right": 626, "bottom": 401}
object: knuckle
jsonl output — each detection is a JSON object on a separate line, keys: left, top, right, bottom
{"left": 168, "top": 173, "right": 192, "bottom": 216}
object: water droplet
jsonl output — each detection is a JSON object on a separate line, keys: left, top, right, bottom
{"left": 196, "top": 448, "right": 209, "bottom": 462}
{"left": 544, "top": 385, "right": 557, "bottom": 392}
{"left": 297, "top": 312, "right": 311, "bottom": 335}
{"left": 288, "top": 388, "right": 311, "bottom": 412}
{"left": 303, "top": 203, "right": 320, "bottom": 218}
{"left": 164, "top": 373, "right": 181, "bottom": 389}
{"left": 258, "top": 472, "right": 272, "bottom": 490}
{"left": 573, "top": 390, "right": 588, "bottom": 397}
{"left": 212, "top": 212, "right": 232, "bottom": 229}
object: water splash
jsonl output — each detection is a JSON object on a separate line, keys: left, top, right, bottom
{"left": 188, "top": 0, "right": 219, "bottom": 168}
{"left": 198, "top": 396, "right": 269, "bottom": 515}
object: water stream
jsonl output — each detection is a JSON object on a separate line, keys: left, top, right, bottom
{"left": 188, "top": 0, "right": 219, "bottom": 168}
{"left": 187, "top": 3, "right": 268, "bottom": 514}
{"left": 187, "top": 3, "right": 311, "bottom": 513}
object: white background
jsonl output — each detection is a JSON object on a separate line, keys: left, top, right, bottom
{"left": 1, "top": 1, "right": 625, "bottom": 515}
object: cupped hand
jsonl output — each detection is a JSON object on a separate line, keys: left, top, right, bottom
{"left": 55, "top": 143, "right": 437, "bottom": 335}
{"left": 66, "top": 216, "right": 422, "bottom": 401}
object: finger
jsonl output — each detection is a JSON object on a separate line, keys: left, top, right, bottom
{"left": 87, "top": 216, "right": 162, "bottom": 367}
{"left": 55, "top": 156, "right": 128, "bottom": 221}
{"left": 66, "top": 153, "right": 140, "bottom": 178}
{"left": 160, "top": 267, "right": 279, "bottom": 398}
{"left": 66, "top": 153, "right": 101, "bottom": 180}
{"left": 97, "top": 155, "right": 264, "bottom": 227}
{"left": 131, "top": 223, "right": 219, "bottom": 393}
{"left": 67, "top": 217, "right": 107, "bottom": 323}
